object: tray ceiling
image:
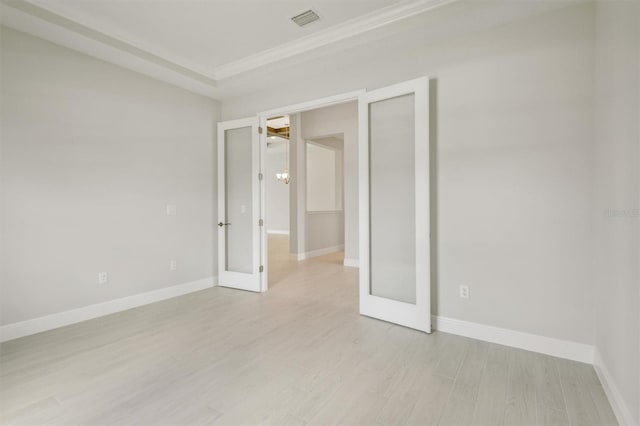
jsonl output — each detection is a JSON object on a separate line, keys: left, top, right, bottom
{"left": 0, "top": 0, "right": 456, "bottom": 96}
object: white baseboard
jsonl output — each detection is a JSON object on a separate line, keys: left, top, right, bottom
{"left": 267, "top": 230, "right": 290, "bottom": 235}
{"left": 594, "top": 348, "right": 637, "bottom": 426}
{"left": 0, "top": 276, "right": 217, "bottom": 343}
{"left": 343, "top": 258, "right": 359, "bottom": 268}
{"left": 297, "top": 245, "right": 344, "bottom": 261}
{"left": 432, "top": 315, "right": 594, "bottom": 364}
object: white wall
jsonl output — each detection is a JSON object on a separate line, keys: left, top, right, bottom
{"left": 300, "top": 103, "right": 357, "bottom": 260}
{"left": 593, "top": 2, "right": 640, "bottom": 424}
{"left": 265, "top": 142, "right": 290, "bottom": 234}
{"left": 305, "top": 212, "right": 344, "bottom": 253}
{"left": 304, "top": 137, "right": 344, "bottom": 253}
{"left": 306, "top": 141, "right": 341, "bottom": 212}
{"left": 288, "top": 114, "right": 303, "bottom": 255}
{"left": 222, "top": 3, "right": 596, "bottom": 346}
{"left": 288, "top": 122, "right": 347, "bottom": 257}
{"left": 0, "top": 27, "right": 220, "bottom": 326}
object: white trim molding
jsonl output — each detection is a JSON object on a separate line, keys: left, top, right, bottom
{"left": 432, "top": 315, "right": 594, "bottom": 364}
{"left": 0, "top": 277, "right": 217, "bottom": 343}
{"left": 258, "top": 90, "right": 364, "bottom": 118}
{"left": 213, "top": 0, "right": 456, "bottom": 79}
{"left": 1, "top": 0, "right": 457, "bottom": 93}
{"left": 343, "top": 258, "right": 359, "bottom": 268}
{"left": 0, "top": 0, "right": 219, "bottom": 98}
{"left": 267, "top": 230, "right": 290, "bottom": 235}
{"left": 296, "top": 245, "right": 344, "bottom": 261}
{"left": 594, "top": 349, "right": 637, "bottom": 426}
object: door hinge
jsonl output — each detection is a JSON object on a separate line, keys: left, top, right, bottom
{"left": 259, "top": 265, "right": 264, "bottom": 273}
{"left": 259, "top": 219, "right": 264, "bottom": 226}
{"left": 258, "top": 126, "right": 263, "bottom": 134}
{"left": 258, "top": 173, "right": 263, "bottom": 181}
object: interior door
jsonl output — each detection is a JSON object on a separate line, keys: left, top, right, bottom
{"left": 217, "top": 117, "right": 263, "bottom": 292}
{"left": 358, "top": 77, "right": 431, "bottom": 332}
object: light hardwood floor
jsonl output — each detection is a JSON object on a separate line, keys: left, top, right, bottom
{"left": 1, "top": 237, "right": 616, "bottom": 425}
{"left": 267, "top": 233, "right": 304, "bottom": 288}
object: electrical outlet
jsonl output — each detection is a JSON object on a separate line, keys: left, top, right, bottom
{"left": 98, "top": 272, "right": 108, "bottom": 284}
{"left": 169, "top": 260, "right": 177, "bottom": 271}
{"left": 166, "top": 204, "right": 177, "bottom": 216}
{"left": 459, "top": 285, "right": 469, "bottom": 299}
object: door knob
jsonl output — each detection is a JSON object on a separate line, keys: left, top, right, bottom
{"left": 218, "top": 222, "right": 231, "bottom": 227}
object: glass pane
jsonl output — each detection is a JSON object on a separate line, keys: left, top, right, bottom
{"left": 225, "top": 127, "right": 253, "bottom": 274}
{"left": 369, "top": 94, "right": 416, "bottom": 304}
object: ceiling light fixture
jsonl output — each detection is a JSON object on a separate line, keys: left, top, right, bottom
{"left": 276, "top": 140, "right": 290, "bottom": 184}
{"left": 276, "top": 170, "right": 290, "bottom": 184}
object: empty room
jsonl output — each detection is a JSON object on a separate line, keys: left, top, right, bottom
{"left": 0, "top": 0, "right": 638, "bottom": 425}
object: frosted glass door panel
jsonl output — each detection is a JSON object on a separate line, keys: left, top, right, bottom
{"left": 369, "top": 94, "right": 416, "bottom": 304}
{"left": 225, "top": 127, "right": 254, "bottom": 274}
{"left": 359, "top": 76, "right": 430, "bottom": 332}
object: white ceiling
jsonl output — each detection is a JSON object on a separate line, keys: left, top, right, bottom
{"left": 31, "top": 0, "right": 399, "bottom": 71}
{"left": 0, "top": 0, "right": 456, "bottom": 96}
{"left": 267, "top": 116, "right": 290, "bottom": 129}
{"left": 0, "top": 0, "right": 578, "bottom": 101}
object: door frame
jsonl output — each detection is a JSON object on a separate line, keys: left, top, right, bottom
{"left": 256, "top": 90, "right": 364, "bottom": 292}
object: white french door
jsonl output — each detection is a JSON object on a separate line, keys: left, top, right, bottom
{"left": 358, "top": 77, "right": 431, "bottom": 332}
{"left": 217, "top": 117, "right": 263, "bottom": 292}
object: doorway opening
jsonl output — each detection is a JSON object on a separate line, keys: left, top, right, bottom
{"left": 264, "top": 115, "right": 294, "bottom": 286}
{"left": 218, "top": 78, "right": 430, "bottom": 331}
{"left": 264, "top": 103, "right": 355, "bottom": 289}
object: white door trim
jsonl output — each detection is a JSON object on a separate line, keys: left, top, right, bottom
{"left": 258, "top": 114, "right": 268, "bottom": 292}
{"left": 258, "top": 90, "right": 365, "bottom": 118}
{"left": 217, "top": 117, "right": 263, "bottom": 292}
{"left": 358, "top": 76, "right": 431, "bottom": 333}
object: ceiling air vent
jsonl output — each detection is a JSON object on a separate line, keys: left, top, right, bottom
{"left": 291, "top": 9, "right": 320, "bottom": 27}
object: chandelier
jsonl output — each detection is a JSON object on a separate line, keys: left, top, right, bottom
{"left": 267, "top": 116, "right": 290, "bottom": 185}
{"left": 276, "top": 169, "right": 290, "bottom": 184}
{"left": 276, "top": 139, "right": 290, "bottom": 184}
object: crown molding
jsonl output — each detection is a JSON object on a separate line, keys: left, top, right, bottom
{"left": 212, "top": 0, "right": 457, "bottom": 79}
{"left": 1, "top": 0, "right": 458, "bottom": 93}
{"left": 0, "top": 0, "right": 219, "bottom": 98}
{"left": 28, "top": 0, "right": 218, "bottom": 80}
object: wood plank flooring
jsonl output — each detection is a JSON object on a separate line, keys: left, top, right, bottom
{"left": 0, "top": 236, "right": 617, "bottom": 425}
